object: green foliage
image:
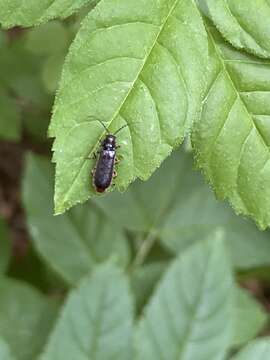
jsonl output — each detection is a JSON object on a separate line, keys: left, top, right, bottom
{"left": 233, "top": 288, "right": 268, "bottom": 346}
{"left": 1, "top": 1, "right": 270, "bottom": 359}
{"left": 41, "top": 264, "right": 134, "bottom": 360}
{"left": 0, "top": 90, "right": 21, "bottom": 141}
{"left": 0, "top": 0, "right": 95, "bottom": 27}
{"left": 0, "top": 278, "right": 58, "bottom": 360}
{"left": 232, "top": 338, "right": 270, "bottom": 359}
{"left": 192, "top": 25, "right": 270, "bottom": 229}
{"left": 0, "top": 218, "right": 11, "bottom": 273}
{"left": 95, "top": 150, "right": 270, "bottom": 270}
{"left": 50, "top": 0, "right": 208, "bottom": 214}
{"left": 136, "top": 238, "right": 233, "bottom": 360}
{"left": 0, "top": 338, "right": 15, "bottom": 360}
{"left": 23, "top": 154, "right": 130, "bottom": 285}
{"left": 25, "top": 22, "right": 69, "bottom": 56}
{"left": 204, "top": 0, "right": 270, "bottom": 58}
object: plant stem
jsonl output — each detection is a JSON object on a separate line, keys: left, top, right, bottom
{"left": 130, "top": 228, "right": 158, "bottom": 270}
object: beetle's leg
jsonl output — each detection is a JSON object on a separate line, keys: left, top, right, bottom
{"left": 113, "top": 170, "right": 117, "bottom": 178}
{"left": 91, "top": 167, "right": 96, "bottom": 176}
{"left": 85, "top": 151, "right": 99, "bottom": 160}
{"left": 115, "top": 153, "right": 123, "bottom": 164}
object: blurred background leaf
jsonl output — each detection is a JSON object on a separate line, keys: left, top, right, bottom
{"left": 25, "top": 22, "right": 69, "bottom": 56}
{"left": 0, "top": 277, "right": 59, "bottom": 360}
{"left": 95, "top": 150, "right": 270, "bottom": 270}
{"left": 41, "top": 264, "right": 134, "bottom": 360}
{"left": 0, "top": 0, "right": 98, "bottom": 27}
{"left": 233, "top": 288, "right": 268, "bottom": 347}
{"left": 232, "top": 338, "right": 270, "bottom": 359}
{"left": 23, "top": 153, "right": 130, "bottom": 285}
{"left": 0, "top": 218, "right": 11, "bottom": 273}
{"left": 0, "top": 90, "right": 21, "bottom": 141}
{"left": 0, "top": 337, "right": 15, "bottom": 360}
{"left": 136, "top": 237, "right": 233, "bottom": 360}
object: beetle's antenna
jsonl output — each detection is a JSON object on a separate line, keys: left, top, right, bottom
{"left": 88, "top": 116, "right": 110, "bottom": 134}
{"left": 97, "top": 119, "right": 110, "bottom": 134}
{"left": 113, "top": 124, "right": 129, "bottom": 136}
{"left": 114, "top": 122, "right": 140, "bottom": 136}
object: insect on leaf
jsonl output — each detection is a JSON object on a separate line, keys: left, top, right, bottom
{"left": 23, "top": 154, "right": 130, "bottom": 285}
{"left": 50, "top": 0, "right": 208, "bottom": 214}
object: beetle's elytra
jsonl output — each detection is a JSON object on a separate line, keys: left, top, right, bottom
{"left": 92, "top": 120, "right": 128, "bottom": 193}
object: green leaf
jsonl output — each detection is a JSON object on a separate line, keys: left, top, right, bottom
{"left": 0, "top": 218, "right": 11, "bottom": 274}
{"left": 131, "top": 262, "right": 167, "bottom": 313}
{"left": 95, "top": 150, "right": 270, "bottom": 270}
{"left": 0, "top": 0, "right": 96, "bottom": 27}
{"left": 0, "top": 90, "right": 21, "bottom": 141}
{"left": 136, "top": 238, "right": 233, "bottom": 360}
{"left": 0, "top": 39, "right": 50, "bottom": 107}
{"left": 233, "top": 288, "right": 268, "bottom": 347}
{"left": 42, "top": 53, "right": 66, "bottom": 94}
{"left": 25, "top": 22, "right": 69, "bottom": 56}
{"left": 23, "top": 153, "right": 130, "bottom": 285}
{"left": 232, "top": 338, "right": 270, "bottom": 360}
{"left": 203, "top": 0, "right": 270, "bottom": 59}
{"left": 50, "top": 0, "right": 208, "bottom": 214}
{"left": 192, "top": 24, "right": 270, "bottom": 229}
{"left": 0, "top": 338, "right": 15, "bottom": 360}
{"left": 41, "top": 264, "right": 134, "bottom": 360}
{"left": 0, "top": 278, "right": 59, "bottom": 360}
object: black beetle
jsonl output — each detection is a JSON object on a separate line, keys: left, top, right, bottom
{"left": 92, "top": 120, "right": 128, "bottom": 193}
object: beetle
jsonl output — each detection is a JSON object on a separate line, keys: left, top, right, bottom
{"left": 92, "top": 120, "right": 128, "bottom": 193}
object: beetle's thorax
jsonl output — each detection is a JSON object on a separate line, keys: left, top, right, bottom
{"left": 103, "top": 134, "right": 116, "bottom": 150}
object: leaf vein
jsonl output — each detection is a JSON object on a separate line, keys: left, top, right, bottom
{"left": 57, "top": 0, "right": 182, "bottom": 208}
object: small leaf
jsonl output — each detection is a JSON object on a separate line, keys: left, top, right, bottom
{"left": 50, "top": 0, "right": 208, "bottom": 214}
{"left": 136, "top": 238, "right": 233, "bottom": 360}
{"left": 23, "top": 153, "right": 130, "bottom": 285}
{"left": 233, "top": 288, "right": 268, "bottom": 347}
{"left": 130, "top": 262, "right": 167, "bottom": 313}
{"left": 96, "top": 150, "right": 270, "bottom": 270}
{"left": 0, "top": 218, "right": 11, "bottom": 274}
{"left": 0, "top": 278, "right": 59, "bottom": 360}
{"left": 232, "top": 338, "right": 270, "bottom": 360}
{"left": 41, "top": 264, "right": 134, "bottom": 360}
{"left": 25, "top": 22, "right": 69, "bottom": 56}
{"left": 203, "top": 0, "right": 270, "bottom": 58}
{"left": 0, "top": 338, "right": 15, "bottom": 360}
{"left": 0, "top": 39, "right": 49, "bottom": 106}
{"left": 0, "top": 90, "right": 21, "bottom": 141}
{"left": 42, "top": 53, "right": 66, "bottom": 94}
{"left": 0, "top": 0, "right": 96, "bottom": 27}
{"left": 192, "top": 24, "right": 270, "bottom": 229}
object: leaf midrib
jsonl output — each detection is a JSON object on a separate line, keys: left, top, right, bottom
{"left": 176, "top": 246, "right": 212, "bottom": 358}
{"left": 57, "top": 0, "right": 182, "bottom": 211}
{"left": 207, "top": 26, "right": 270, "bottom": 158}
